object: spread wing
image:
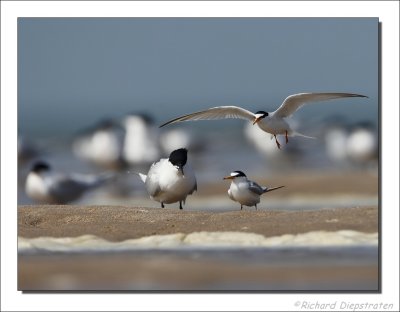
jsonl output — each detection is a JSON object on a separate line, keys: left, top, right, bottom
{"left": 160, "top": 106, "right": 256, "bottom": 128}
{"left": 273, "top": 93, "right": 368, "bottom": 118}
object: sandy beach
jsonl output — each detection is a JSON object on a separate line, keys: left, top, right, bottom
{"left": 18, "top": 204, "right": 378, "bottom": 291}
{"left": 17, "top": 169, "right": 379, "bottom": 291}
{"left": 18, "top": 169, "right": 379, "bottom": 241}
{"left": 18, "top": 205, "right": 378, "bottom": 242}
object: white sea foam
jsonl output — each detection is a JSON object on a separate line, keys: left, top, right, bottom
{"left": 18, "top": 230, "right": 378, "bottom": 254}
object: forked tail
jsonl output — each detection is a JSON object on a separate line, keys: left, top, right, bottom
{"left": 291, "top": 132, "right": 316, "bottom": 140}
{"left": 262, "top": 185, "right": 285, "bottom": 194}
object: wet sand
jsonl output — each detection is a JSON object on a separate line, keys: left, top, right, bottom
{"left": 18, "top": 205, "right": 378, "bottom": 242}
{"left": 18, "top": 170, "right": 379, "bottom": 291}
{"left": 19, "top": 248, "right": 378, "bottom": 291}
{"left": 18, "top": 205, "right": 378, "bottom": 291}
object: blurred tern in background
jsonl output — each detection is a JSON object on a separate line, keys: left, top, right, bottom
{"left": 159, "top": 128, "right": 205, "bottom": 155}
{"left": 223, "top": 171, "right": 284, "bottom": 210}
{"left": 346, "top": 122, "right": 378, "bottom": 165}
{"left": 72, "top": 119, "right": 125, "bottom": 170}
{"left": 25, "top": 161, "right": 115, "bottom": 204}
{"left": 323, "top": 123, "right": 349, "bottom": 164}
{"left": 122, "top": 113, "right": 161, "bottom": 167}
{"left": 159, "top": 129, "right": 193, "bottom": 155}
{"left": 244, "top": 122, "right": 281, "bottom": 158}
{"left": 137, "top": 148, "right": 197, "bottom": 209}
{"left": 160, "top": 93, "right": 367, "bottom": 149}
{"left": 18, "top": 136, "right": 41, "bottom": 165}
{"left": 323, "top": 119, "right": 378, "bottom": 167}
{"left": 244, "top": 122, "right": 304, "bottom": 165}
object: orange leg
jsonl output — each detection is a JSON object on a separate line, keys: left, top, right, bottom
{"left": 274, "top": 134, "right": 281, "bottom": 149}
{"left": 285, "top": 130, "right": 289, "bottom": 144}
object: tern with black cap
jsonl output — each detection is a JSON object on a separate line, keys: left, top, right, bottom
{"left": 223, "top": 171, "right": 284, "bottom": 210}
{"left": 160, "top": 92, "right": 368, "bottom": 149}
{"left": 138, "top": 148, "right": 197, "bottom": 209}
{"left": 25, "top": 161, "right": 115, "bottom": 204}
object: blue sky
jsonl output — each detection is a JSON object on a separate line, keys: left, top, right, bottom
{"left": 18, "top": 18, "right": 378, "bottom": 138}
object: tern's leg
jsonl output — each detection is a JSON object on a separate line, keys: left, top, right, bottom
{"left": 274, "top": 135, "right": 281, "bottom": 149}
{"left": 179, "top": 201, "right": 183, "bottom": 210}
{"left": 255, "top": 204, "right": 258, "bottom": 210}
{"left": 285, "top": 130, "right": 289, "bottom": 144}
{"left": 241, "top": 205, "right": 243, "bottom": 210}
{"left": 161, "top": 203, "right": 165, "bottom": 208}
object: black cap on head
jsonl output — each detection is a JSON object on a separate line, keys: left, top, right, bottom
{"left": 169, "top": 148, "right": 188, "bottom": 168}
{"left": 31, "top": 161, "right": 50, "bottom": 173}
{"left": 232, "top": 170, "right": 246, "bottom": 177}
{"left": 255, "top": 111, "right": 269, "bottom": 117}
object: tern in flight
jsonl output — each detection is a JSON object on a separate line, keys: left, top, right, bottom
{"left": 160, "top": 92, "right": 368, "bottom": 149}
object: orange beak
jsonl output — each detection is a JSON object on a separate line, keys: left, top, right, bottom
{"left": 223, "top": 175, "right": 234, "bottom": 180}
{"left": 253, "top": 116, "right": 262, "bottom": 125}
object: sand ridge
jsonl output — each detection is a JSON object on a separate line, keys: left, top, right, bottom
{"left": 18, "top": 205, "right": 378, "bottom": 242}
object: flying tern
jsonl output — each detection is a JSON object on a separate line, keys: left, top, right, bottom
{"left": 160, "top": 92, "right": 367, "bottom": 149}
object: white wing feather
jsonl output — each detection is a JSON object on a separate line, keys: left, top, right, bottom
{"left": 160, "top": 106, "right": 256, "bottom": 127}
{"left": 273, "top": 93, "right": 368, "bottom": 118}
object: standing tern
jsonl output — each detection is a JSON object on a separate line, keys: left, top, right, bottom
{"left": 138, "top": 148, "right": 197, "bottom": 209}
{"left": 160, "top": 92, "right": 368, "bottom": 149}
{"left": 223, "top": 171, "right": 284, "bottom": 210}
{"left": 25, "top": 161, "right": 115, "bottom": 204}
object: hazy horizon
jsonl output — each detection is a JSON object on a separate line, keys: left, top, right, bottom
{"left": 18, "top": 18, "right": 378, "bottom": 139}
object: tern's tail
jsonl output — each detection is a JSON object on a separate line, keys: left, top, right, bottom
{"left": 291, "top": 132, "right": 316, "bottom": 140}
{"left": 96, "top": 172, "right": 117, "bottom": 184}
{"left": 82, "top": 172, "right": 116, "bottom": 189}
{"left": 137, "top": 173, "right": 147, "bottom": 183}
{"left": 262, "top": 185, "right": 285, "bottom": 194}
{"left": 127, "top": 171, "right": 147, "bottom": 183}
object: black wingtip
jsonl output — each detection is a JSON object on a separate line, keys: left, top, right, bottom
{"left": 159, "top": 118, "right": 178, "bottom": 128}
{"left": 353, "top": 94, "right": 369, "bottom": 98}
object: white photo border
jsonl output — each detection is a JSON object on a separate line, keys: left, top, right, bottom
{"left": 1, "top": 1, "right": 399, "bottom": 311}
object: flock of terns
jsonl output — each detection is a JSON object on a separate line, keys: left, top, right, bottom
{"left": 22, "top": 92, "right": 372, "bottom": 210}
